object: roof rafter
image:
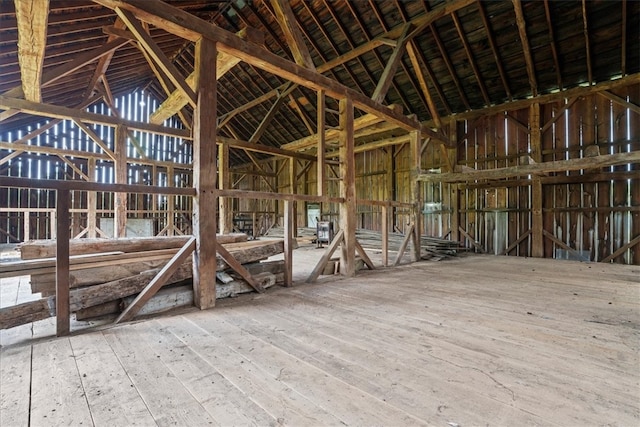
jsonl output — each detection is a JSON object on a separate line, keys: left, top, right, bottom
{"left": 269, "top": 0, "right": 315, "bottom": 70}
{"left": 477, "top": 2, "right": 511, "bottom": 100}
{"left": 115, "top": 7, "right": 197, "bottom": 108}
{"left": 581, "top": 0, "right": 592, "bottom": 85}
{"left": 512, "top": 0, "right": 538, "bottom": 97}
{"left": 543, "top": 0, "right": 562, "bottom": 91}
{"left": 93, "top": 0, "right": 420, "bottom": 131}
{"left": 422, "top": 2, "right": 470, "bottom": 110}
{"left": 149, "top": 27, "right": 263, "bottom": 125}
{"left": 451, "top": 11, "right": 490, "bottom": 106}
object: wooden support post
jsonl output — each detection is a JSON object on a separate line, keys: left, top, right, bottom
{"left": 317, "top": 90, "right": 326, "bottom": 197}
{"left": 218, "top": 142, "right": 233, "bottom": 234}
{"left": 451, "top": 184, "right": 460, "bottom": 242}
{"left": 381, "top": 204, "right": 389, "bottom": 266}
{"left": 530, "top": 103, "right": 544, "bottom": 257}
{"left": 284, "top": 200, "right": 293, "bottom": 286}
{"left": 192, "top": 37, "right": 218, "bottom": 309}
{"left": 166, "top": 165, "right": 175, "bottom": 236}
{"left": 448, "top": 121, "right": 459, "bottom": 242}
{"left": 339, "top": 96, "right": 356, "bottom": 277}
{"left": 56, "top": 189, "right": 70, "bottom": 336}
{"left": 114, "top": 124, "right": 128, "bottom": 238}
{"left": 410, "top": 130, "right": 422, "bottom": 261}
{"left": 289, "top": 157, "right": 297, "bottom": 237}
{"left": 87, "top": 158, "right": 97, "bottom": 238}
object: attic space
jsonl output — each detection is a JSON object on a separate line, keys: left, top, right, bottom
{"left": 0, "top": 0, "right": 639, "bottom": 425}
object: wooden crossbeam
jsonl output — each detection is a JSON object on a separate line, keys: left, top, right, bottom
{"left": 393, "top": 224, "right": 415, "bottom": 266}
{"left": 306, "top": 229, "right": 345, "bottom": 283}
{"left": 601, "top": 235, "right": 640, "bottom": 263}
{"left": 459, "top": 227, "right": 485, "bottom": 253}
{"left": 354, "top": 239, "right": 375, "bottom": 270}
{"left": 14, "top": 0, "right": 49, "bottom": 102}
{"left": 249, "top": 88, "right": 291, "bottom": 143}
{"left": 501, "top": 229, "right": 532, "bottom": 255}
{"left": 599, "top": 91, "right": 640, "bottom": 115}
{"left": 543, "top": 230, "right": 589, "bottom": 262}
{"left": 93, "top": 0, "right": 420, "bottom": 132}
{"left": 214, "top": 241, "right": 264, "bottom": 293}
{"left": 0, "top": 95, "right": 191, "bottom": 139}
{"left": 115, "top": 236, "right": 196, "bottom": 323}
{"left": 541, "top": 98, "right": 579, "bottom": 134}
{"left": 418, "top": 151, "right": 640, "bottom": 183}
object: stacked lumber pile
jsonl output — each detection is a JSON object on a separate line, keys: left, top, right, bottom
{"left": 266, "top": 226, "right": 465, "bottom": 257}
{"left": 0, "top": 234, "right": 291, "bottom": 329}
{"left": 354, "top": 229, "right": 467, "bottom": 258}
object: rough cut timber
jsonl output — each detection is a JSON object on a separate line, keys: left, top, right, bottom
{"left": 13, "top": 0, "right": 49, "bottom": 102}
{"left": 18, "top": 234, "right": 247, "bottom": 260}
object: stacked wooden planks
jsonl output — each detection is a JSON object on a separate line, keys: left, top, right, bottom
{"left": 0, "top": 235, "right": 291, "bottom": 329}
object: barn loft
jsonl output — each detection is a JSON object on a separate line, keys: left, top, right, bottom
{"left": 0, "top": 0, "right": 639, "bottom": 425}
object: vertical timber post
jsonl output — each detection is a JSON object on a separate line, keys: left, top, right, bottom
{"left": 87, "top": 158, "right": 97, "bottom": 238}
{"left": 192, "top": 37, "right": 217, "bottom": 309}
{"left": 284, "top": 199, "right": 293, "bottom": 286}
{"left": 56, "top": 189, "right": 70, "bottom": 336}
{"left": 530, "top": 102, "right": 544, "bottom": 257}
{"left": 448, "top": 120, "right": 460, "bottom": 242}
{"left": 317, "top": 90, "right": 326, "bottom": 198}
{"left": 289, "top": 157, "right": 297, "bottom": 237}
{"left": 114, "top": 124, "right": 128, "bottom": 238}
{"left": 410, "top": 129, "right": 422, "bottom": 261}
{"left": 339, "top": 96, "right": 356, "bottom": 276}
{"left": 218, "top": 142, "right": 233, "bottom": 234}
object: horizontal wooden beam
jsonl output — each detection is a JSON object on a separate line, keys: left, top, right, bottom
{"left": 0, "top": 95, "right": 191, "bottom": 139}
{"left": 218, "top": 136, "right": 322, "bottom": 162}
{"left": 0, "top": 141, "right": 191, "bottom": 170}
{"left": 442, "top": 73, "right": 640, "bottom": 124}
{"left": 93, "top": 0, "right": 420, "bottom": 131}
{"left": 417, "top": 151, "right": 640, "bottom": 183}
{"left": 215, "top": 188, "right": 343, "bottom": 204}
{"left": 0, "top": 176, "right": 196, "bottom": 196}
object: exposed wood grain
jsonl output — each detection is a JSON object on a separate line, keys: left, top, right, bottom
{"left": 115, "top": 237, "right": 195, "bottom": 323}
{"left": 30, "top": 339, "right": 93, "bottom": 425}
{"left": 14, "top": 0, "right": 49, "bottom": 102}
{"left": 270, "top": 0, "right": 315, "bottom": 70}
{"left": 512, "top": 0, "right": 538, "bottom": 96}
{"left": 0, "top": 344, "right": 31, "bottom": 425}
{"left": 339, "top": 97, "right": 356, "bottom": 277}
{"left": 69, "top": 332, "right": 156, "bottom": 425}
{"left": 191, "top": 37, "right": 218, "bottom": 310}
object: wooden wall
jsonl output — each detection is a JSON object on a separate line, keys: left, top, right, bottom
{"left": 431, "top": 84, "right": 639, "bottom": 264}
{"left": 0, "top": 92, "right": 193, "bottom": 242}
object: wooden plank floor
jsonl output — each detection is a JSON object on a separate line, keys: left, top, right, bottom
{"left": 1, "top": 254, "right": 639, "bottom": 426}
